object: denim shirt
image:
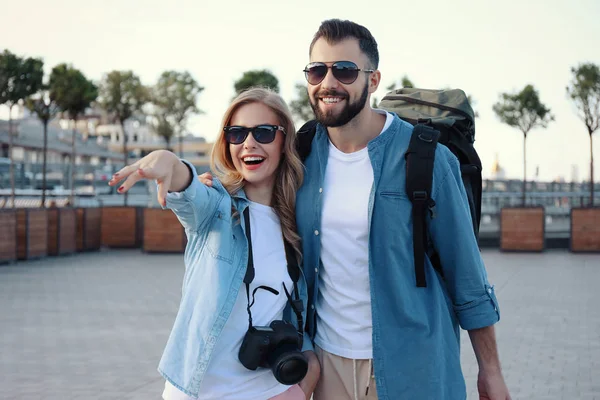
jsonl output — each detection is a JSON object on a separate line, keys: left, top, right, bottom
{"left": 157, "top": 161, "right": 313, "bottom": 398}
{"left": 296, "top": 116, "right": 500, "bottom": 400}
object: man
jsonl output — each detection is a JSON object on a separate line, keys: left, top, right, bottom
{"left": 295, "top": 19, "right": 511, "bottom": 400}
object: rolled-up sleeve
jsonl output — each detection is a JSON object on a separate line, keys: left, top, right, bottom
{"left": 428, "top": 150, "right": 500, "bottom": 331}
{"left": 161, "top": 160, "right": 222, "bottom": 232}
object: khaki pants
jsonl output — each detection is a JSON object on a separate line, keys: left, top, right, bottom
{"left": 313, "top": 345, "right": 378, "bottom": 400}
{"left": 269, "top": 384, "right": 305, "bottom": 399}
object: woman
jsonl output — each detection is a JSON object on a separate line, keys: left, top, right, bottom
{"left": 109, "top": 88, "right": 319, "bottom": 400}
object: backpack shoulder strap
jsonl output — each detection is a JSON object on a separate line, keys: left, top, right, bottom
{"left": 296, "top": 120, "right": 318, "bottom": 162}
{"left": 405, "top": 122, "right": 439, "bottom": 288}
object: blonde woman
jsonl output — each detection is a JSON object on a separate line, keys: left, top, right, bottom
{"left": 109, "top": 88, "right": 320, "bottom": 400}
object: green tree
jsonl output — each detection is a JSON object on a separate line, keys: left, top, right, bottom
{"left": 566, "top": 63, "right": 600, "bottom": 206}
{"left": 26, "top": 83, "right": 60, "bottom": 208}
{"left": 493, "top": 84, "right": 554, "bottom": 206}
{"left": 50, "top": 63, "right": 98, "bottom": 205}
{"left": 153, "top": 70, "right": 203, "bottom": 156}
{"left": 151, "top": 111, "right": 176, "bottom": 151}
{"left": 99, "top": 70, "right": 148, "bottom": 205}
{"left": 0, "top": 50, "right": 44, "bottom": 207}
{"left": 0, "top": 50, "right": 20, "bottom": 205}
{"left": 289, "top": 83, "right": 313, "bottom": 124}
{"left": 401, "top": 76, "right": 414, "bottom": 89}
{"left": 386, "top": 75, "right": 415, "bottom": 91}
{"left": 234, "top": 69, "right": 279, "bottom": 94}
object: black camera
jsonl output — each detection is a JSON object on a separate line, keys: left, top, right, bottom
{"left": 238, "top": 320, "right": 308, "bottom": 385}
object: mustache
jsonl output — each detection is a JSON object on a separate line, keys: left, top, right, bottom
{"left": 315, "top": 90, "right": 348, "bottom": 98}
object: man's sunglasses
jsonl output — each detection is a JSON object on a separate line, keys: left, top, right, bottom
{"left": 223, "top": 124, "right": 286, "bottom": 145}
{"left": 303, "top": 61, "right": 374, "bottom": 85}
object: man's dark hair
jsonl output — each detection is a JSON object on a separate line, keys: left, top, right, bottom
{"left": 309, "top": 19, "right": 379, "bottom": 69}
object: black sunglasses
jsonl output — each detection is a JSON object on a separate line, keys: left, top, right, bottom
{"left": 223, "top": 124, "right": 286, "bottom": 145}
{"left": 303, "top": 61, "right": 374, "bottom": 85}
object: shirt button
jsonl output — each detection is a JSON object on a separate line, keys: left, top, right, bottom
{"left": 315, "top": 268, "right": 318, "bottom": 273}
{"left": 314, "top": 230, "right": 319, "bottom": 236}
{"left": 319, "top": 188, "right": 323, "bottom": 193}
{"left": 487, "top": 288, "right": 492, "bottom": 294}
{"left": 311, "top": 305, "right": 315, "bottom": 310}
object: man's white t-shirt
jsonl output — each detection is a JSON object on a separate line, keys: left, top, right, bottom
{"left": 314, "top": 110, "right": 393, "bottom": 360}
{"left": 163, "top": 201, "right": 293, "bottom": 400}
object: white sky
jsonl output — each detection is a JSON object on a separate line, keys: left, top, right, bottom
{"left": 1, "top": 0, "right": 599, "bottom": 181}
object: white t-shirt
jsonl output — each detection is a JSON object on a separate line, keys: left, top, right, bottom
{"left": 163, "top": 201, "right": 294, "bottom": 400}
{"left": 314, "top": 111, "right": 393, "bottom": 360}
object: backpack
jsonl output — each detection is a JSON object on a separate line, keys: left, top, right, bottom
{"left": 295, "top": 88, "right": 482, "bottom": 288}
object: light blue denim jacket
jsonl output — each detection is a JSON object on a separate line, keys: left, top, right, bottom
{"left": 157, "top": 161, "right": 313, "bottom": 398}
{"left": 296, "top": 115, "right": 500, "bottom": 400}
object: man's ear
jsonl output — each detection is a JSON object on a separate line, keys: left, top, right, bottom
{"left": 369, "top": 70, "right": 381, "bottom": 94}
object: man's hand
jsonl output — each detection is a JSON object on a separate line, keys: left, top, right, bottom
{"left": 469, "top": 326, "right": 511, "bottom": 400}
{"left": 198, "top": 172, "right": 213, "bottom": 187}
{"left": 298, "top": 350, "right": 320, "bottom": 400}
{"left": 477, "top": 370, "right": 511, "bottom": 400}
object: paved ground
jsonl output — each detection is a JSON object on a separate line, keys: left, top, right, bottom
{"left": 1, "top": 249, "right": 599, "bottom": 400}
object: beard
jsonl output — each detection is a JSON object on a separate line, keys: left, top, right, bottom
{"left": 309, "top": 81, "right": 369, "bottom": 128}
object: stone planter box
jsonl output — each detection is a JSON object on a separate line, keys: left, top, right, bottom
{"left": 16, "top": 209, "right": 48, "bottom": 260}
{"left": 101, "top": 207, "right": 143, "bottom": 248}
{"left": 0, "top": 210, "right": 17, "bottom": 264}
{"left": 76, "top": 208, "right": 101, "bottom": 252}
{"left": 500, "top": 207, "right": 545, "bottom": 252}
{"left": 143, "top": 208, "right": 186, "bottom": 253}
{"left": 570, "top": 207, "right": 600, "bottom": 252}
{"left": 47, "top": 208, "right": 77, "bottom": 256}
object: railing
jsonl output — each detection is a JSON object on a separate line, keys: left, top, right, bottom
{"left": 479, "top": 191, "right": 600, "bottom": 241}
{"left": 2, "top": 165, "right": 598, "bottom": 241}
{"left": 482, "top": 190, "right": 600, "bottom": 209}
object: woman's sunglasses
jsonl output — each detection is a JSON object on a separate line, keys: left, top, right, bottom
{"left": 303, "top": 61, "right": 374, "bottom": 85}
{"left": 223, "top": 124, "right": 286, "bottom": 145}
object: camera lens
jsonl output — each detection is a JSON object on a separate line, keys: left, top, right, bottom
{"left": 272, "top": 351, "right": 308, "bottom": 385}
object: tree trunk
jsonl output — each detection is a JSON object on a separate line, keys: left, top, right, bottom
{"left": 41, "top": 119, "right": 48, "bottom": 208}
{"left": 121, "top": 120, "right": 128, "bottom": 206}
{"left": 70, "top": 120, "right": 76, "bottom": 207}
{"left": 166, "top": 136, "right": 171, "bottom": 153}
{"left": 8, "top": 104, "right": 15, "bottom": 208}
{"left": 522, "top": 133, "right": 527, "bottom": 207}
{"left": 179, "top": 131, "right": 183, "bottom": 158}
{"left": 590, "top": 132, "right": 595, "bottom": 207}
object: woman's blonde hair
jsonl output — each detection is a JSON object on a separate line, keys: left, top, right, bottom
{"left": 210, "top": 87, "right": 304, "bottom": 259}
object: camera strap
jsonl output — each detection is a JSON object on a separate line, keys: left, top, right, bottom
{"left": 243, "top": 207, "right": 304, "bottom": 337}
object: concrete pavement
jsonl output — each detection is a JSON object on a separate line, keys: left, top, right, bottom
{"left": 1, "top": 249, "right": 599, "bottom": 400}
